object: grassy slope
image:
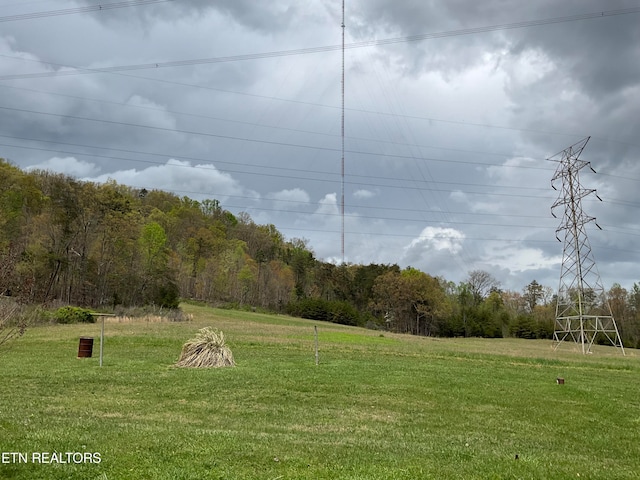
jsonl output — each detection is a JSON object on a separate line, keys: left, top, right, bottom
{"left": 1, "top": 304, "right": 639, "bottom": 479}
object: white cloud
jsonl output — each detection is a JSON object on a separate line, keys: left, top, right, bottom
{"left": 353, "top": 189, "right": 375, "bottom": 199}
{"left": 449, "top": 190, "right": 468, "bottom": 204}
{"left": 269, "top": 188, "right": 310, "bottom": 209}
{"left": 26, "top": 157, "right": 100, "bottom": 177}
{"left": 86, "top": 159, "right": 256, "bottom": 202}
{"left": 487, "top": 243, "right": 561, "bottom": 273}
{"left": 315, "top": 193, "right": 339, "bottom": 215}
{"left": 405, "top": 226, "right": 465, "bottom": 256}
{"left": 400, "top": 226, "right": 468, "bottom": 278}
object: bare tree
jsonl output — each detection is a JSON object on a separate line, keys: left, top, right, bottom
{"left": 466, "top": 270, "right": 500, "bottom": 305}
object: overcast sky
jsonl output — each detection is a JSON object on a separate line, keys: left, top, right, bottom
{"left": 1, "top": 0, "right": 639, "bottom": 293}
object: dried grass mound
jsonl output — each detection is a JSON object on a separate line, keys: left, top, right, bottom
{"left": 175, "top": 327, "right": 235, "bottom": 368}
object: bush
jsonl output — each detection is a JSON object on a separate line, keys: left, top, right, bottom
{"left": 286, "top": 298, "right": 360, "bottom": 326}
{"left": 54, "top": 306, "right": 95, "bottom": 324}
{"left": 509, "top": 314, "right": 555, "bottom": 340}
{"left": 150, "top": 280, "right": 180, "bottom": 309}
{"left": 112, "top": 304, "right": 192, "bottom": 322}
{"left": 510, "top": 315, "right": 537, "bottom": 339}
{"left": 328, "top": 301, "right": 360, "bottom": 326}
{"left": 535, "top": 318, "right": 554, "bottom": 339}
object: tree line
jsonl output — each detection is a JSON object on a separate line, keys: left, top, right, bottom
{"left": 2, "top": 159, "right": 640, "bottom": 347}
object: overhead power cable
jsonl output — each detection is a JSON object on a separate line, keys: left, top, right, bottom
{"left": 0, "top": 0, "right": 175, "bottom": 22}
{"left": 0, "top": 133, "right": 549, "bottom": 193}
{"left": 0, "top": 104, "right": 556, "bottom": 172}
{"left": 0, "top": 7, "right": 638, "bottom": 80}
{"left": 2, "top": 8, "right": 638, "bottom": 149}
{"left": 4, "top": 106, "right": 636, "bottom": 203}
{"left": 0, "top": 83, "right": 528, "bottom": 160}
{"left": 51, "top": 172, "right": 629, "bottom": 249}
{"left": 0, "top": 138, "right": 554, "bottom": 200}
{"left": 0, "top": 73, "right": 610, "bottom": 145}
{"left": 7, "top": 131, "right": 637, "bottom": 209}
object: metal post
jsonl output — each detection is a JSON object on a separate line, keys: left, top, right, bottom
{"left": 314, "top": 325, "right": 319, "bottom": 366}
{"left": 90, "top": 313, "right": 114, "bottom": 367}
{"left": 100, "top": 315, "right": 104, "bottom": 367}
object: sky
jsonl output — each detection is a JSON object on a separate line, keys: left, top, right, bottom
{"left": 1, "top": 0, "right": 639, "bottom": 293}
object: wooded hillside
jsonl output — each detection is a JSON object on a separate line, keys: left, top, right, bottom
{"left": 2, "top": 159, "right": 640, "bottom": 346}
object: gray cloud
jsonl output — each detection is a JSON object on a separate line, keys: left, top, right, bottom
{"left": 1, "top": 0, "right": 639, "bottom": 292}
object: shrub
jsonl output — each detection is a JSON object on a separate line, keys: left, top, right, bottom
{"left": 151, "top": 280, "right": 180, "bottom": 309}
{"left": 54, "top": 306, "right": 95, "bottom": 324}
{"left": 510, "top": 315, "right": 537, "bottom": 339}
{"left": 510, "top": 315, "right": 555, "bottom": 340}
{"left": 328, "top": 301, "right": 360, "bottom": 326}
{"left": 112, "top": 304, "right": 192, "bottom": 322}
{"left": 286, "top": 298, "right": 361, "bottom": 326}
{"left": 535, "top": 318, "right": 555, "bottom": 339}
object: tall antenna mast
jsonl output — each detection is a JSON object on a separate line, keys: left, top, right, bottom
{"left": 340, "top": 0, "right": 345, "bottom": 263}
{"left": 549, "top": 137, "right": 624, "bottom": 355}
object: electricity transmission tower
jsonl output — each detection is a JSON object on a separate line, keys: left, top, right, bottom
{"left": 549, "top": 137, "right": 624, "bottom": 355}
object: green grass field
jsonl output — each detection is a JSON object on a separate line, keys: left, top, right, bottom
{"left": 1, "top": 304, "right": 639, "bottom": 479}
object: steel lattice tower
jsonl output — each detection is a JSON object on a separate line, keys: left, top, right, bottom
{"left": 549, "top": 137, "right": 624, "bottom": 355}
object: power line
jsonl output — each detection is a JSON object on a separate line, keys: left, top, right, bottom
{"left": 1, "top": 130, "right": 566, "bottom": 217}
{"left": 0, "top": 0, "right": 175, "bottom": 22}
{"left": 2, "top": 69, "right": 637, "bottom": 153}
{"left": 41, "top": 178, "right": 634, "bottom": 244}
{"left": 3, "top": 104, "right": 638, "bottom": 205}
{"left": 351, "top": 37, "right": 475, "bottom": 277}
{"left": 7, "top": 155, "right": 638, "bottom": 253}
{"left": 0, "top": 105, "right": 558, "bottom": 172}
{"left": 4, "top": 105, "right": 639, "bottom": 206}
{"left": 1, "top": 7, "right": 638, "bottom": 80}
{"left": 94, "top": 179, "right": 636, "bottom": 252}
{"left": 2, "top": 8, "right": 637, "bottom": 283}
{"left": 0, "top": 138, "right": 555, "bottom": 200}
{"left": 7, "top": 133, "right": 639, "bottom": 214}
{"left": 0, "top": 6, "right": 637, "bottom": 151}
{"left": 1, "top": 82, "right": 601, "bottom": 157}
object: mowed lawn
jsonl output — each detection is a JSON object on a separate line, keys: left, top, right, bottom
{"left": 1, "top": 304, "right": 639, "bottom": 479}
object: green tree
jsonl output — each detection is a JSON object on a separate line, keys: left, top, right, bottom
{"left": 0, "top": 161, "right": 43, "bottom": 297}
{"left": 372, "top": 268, "right": 450, "bottom": 336}
{"left": 608, "top": 283, "right": 637, "bottom": 347}
{"left": 284, "top": 238, "right": 315, "bottom": 299}
{"left": 137, "top": 220, "right": 176, "bottom": 306}
{"left": 139, "top": 221, "right": 168, "bottom": 273}
{"left": 523, "top": 280, "right": 544, "bottom": 312}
